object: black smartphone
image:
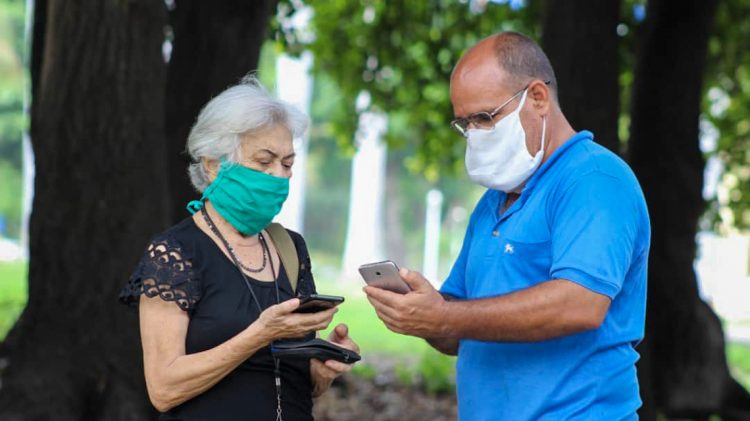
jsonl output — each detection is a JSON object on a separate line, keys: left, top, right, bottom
{"left": 293, "top": 294, "right": 345, "bottom": 313}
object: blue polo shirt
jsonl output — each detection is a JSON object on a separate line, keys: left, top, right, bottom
{"left": 441, "top": 131, "right": 650, "bottom": 420}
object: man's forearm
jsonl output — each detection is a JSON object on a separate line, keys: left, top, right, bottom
{"left": 442, "top": 279, "right": 610, "bottom": 342}
{"left": 425, "top": 292, "right": 459, "bottom": 355}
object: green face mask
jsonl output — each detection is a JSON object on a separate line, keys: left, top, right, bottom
{"left": 187, "top": 161, "right": 290, "bottom": 236}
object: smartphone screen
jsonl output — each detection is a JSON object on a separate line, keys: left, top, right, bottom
{"left": 358, "top": 261, "right": 411, "bottom": 294}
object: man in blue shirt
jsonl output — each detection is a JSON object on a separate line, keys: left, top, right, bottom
{"left": 364, "top": 32, "right": 650, "bottom": 420}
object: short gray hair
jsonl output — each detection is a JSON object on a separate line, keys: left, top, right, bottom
{"left": 493, "top": 32, "right": 558, "bottom": 100}
{"left": 186, "top": 75, "right": 308, "bottom": 192}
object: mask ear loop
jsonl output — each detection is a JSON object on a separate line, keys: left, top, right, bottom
{"left": 516, "top": 89, "right": 529, "bottom": 112}
{"left": 186, "top": 157, "right": 230, "bottom": 214}
{"left": 538, "top": 114, "right": 547, "bottom": 157}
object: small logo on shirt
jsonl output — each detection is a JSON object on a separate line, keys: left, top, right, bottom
{"left": 504, "top": 243, "right": 514, "bottom": 254}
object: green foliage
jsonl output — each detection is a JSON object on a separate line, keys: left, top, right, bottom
{"left": 394, "top": 363, "right": 414, "bottom": 385}
{"left": 282, "top": 0, "right": 539, "bottom": 180}
{"left": 0, "top": 260, "right": 27, "bottom": 340}
{"left": 0, "top": 161, "right": 22, "bottom": 237}
{"left": 616, "top": 0, "right": 646, "bottom": 151}
{"left": 275, "top": 0, "right": 750, "bottom": 234}
{"left": 350, "top": 362, "right": 377, "bottom": 380}
{"left": 728, "top": 343, "right": 750, "bottom": 391}
{"left": 302, "top": 73, "right": 355, "bottom": 257}
{"left": 257, "top": 41, "right": 279, "bottom": 89}
{"left": 0, "top": 0, "right": 27, "bottom": 238}
{"left": 416, "top": 349, "right": 455, "bottom": 394}
{"left": 257, "top": 39, "right": 481, "bottom": 270}
{"left": 314, "top": 275, "right": 458, "bottom": 393}
{"left": 316, "top": 275, "right": 431, "bottom": 354}
{"left": 704, "top": 0, "right": 750, "bottom": 230}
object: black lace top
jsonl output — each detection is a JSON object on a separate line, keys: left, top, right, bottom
{"left": 120, "top": 217, "right": 317, "bottom": 420}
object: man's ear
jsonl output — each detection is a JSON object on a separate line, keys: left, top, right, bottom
{"left": 203, "top": 158, "right": 220, "bottom": 183}
{"left": 528, "top": 80, "right": 551, "bottom": 117}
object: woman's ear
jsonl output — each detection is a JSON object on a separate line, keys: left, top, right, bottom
{"left": 529, "top": 80, "right": 551, "bottom": 117}
{"left": 203, "top": 158, "right": 220, "bottom": 183}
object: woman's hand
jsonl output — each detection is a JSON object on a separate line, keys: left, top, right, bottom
{"left": 256, "top": 298, "right": 338, "bottom": 342}
{"left": 310, "top": 324, "right": 360, "bottom": 397}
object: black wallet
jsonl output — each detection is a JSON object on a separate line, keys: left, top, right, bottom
{"left": 271, "top": 338, "right": 361, "bottom": 364}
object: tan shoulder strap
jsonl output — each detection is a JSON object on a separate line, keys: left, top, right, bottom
{"left": 265, "top": 223, "right": 299, "bottom": 293}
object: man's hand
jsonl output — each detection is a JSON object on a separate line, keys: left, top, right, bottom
{"left": 363, "top": 268, "right": 450, "bottom": 338}
{"left": 310, "top": 324, "right": 359, "bottom": 397}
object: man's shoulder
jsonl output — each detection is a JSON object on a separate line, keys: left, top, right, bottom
{"left": 557, "top": 139, "right": 640, "bottom": 193}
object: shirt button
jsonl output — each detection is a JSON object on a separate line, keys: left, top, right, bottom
{"left": 492, "top": 230, "right": 499, "bottom": 237}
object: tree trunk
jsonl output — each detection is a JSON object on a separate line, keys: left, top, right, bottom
{"left": 629, "top": 0, "right": 750, "bottom": 419}
{"left": 29, "top": 0, "right": 46, "bottom": 110}
{"left": 541, "top": 0, "right": 621, "bottom": 153}
{"left": 0, "top": 0, "right": 167, "bottom": 419}
{"left": 165, "top": 0, "right": 278, "bottom": 223}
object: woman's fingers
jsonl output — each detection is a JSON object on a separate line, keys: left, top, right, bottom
{"left": 261, "top": 301, "right": 342, "bottom": 340}
{"left": 270, "top": 298, "right": 301, "bottom": 316}
{"left": 327, "top": 325, "right": 359, "bottom": 353}
{"left": 271, "top": 307, "right": 337, "bottom": 337}
{"left": 275, "top": 298, "right": 299, "bottom": 314}
{"left": 324, "top": 359, "right": 352, "bottom": 373}
{"left": 329, "top": 323, "right": 348, "bottom": 341}
{"left": 294, "top": 307, "right": 337, "bottom": 329}
{"left": 313, "top": 359, "right": 350, "bottom": 378}
{"left": 337, "top": 337, "right": 360, "bottom": 353}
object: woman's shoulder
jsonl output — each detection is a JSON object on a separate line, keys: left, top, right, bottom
{"left": 151, "top": 216, "right": 202, "bottom": 245}
{"left": 284, "top": 228, "right": 305, "bottom": 247}
{"left": 279, "top": 228, "right": 311, "bottom": 262}
{"left": 120, "top": 217, "right": 203, "bottom": 311}
{"left": 141, "top": 217, "right": 211, "bottom": 261}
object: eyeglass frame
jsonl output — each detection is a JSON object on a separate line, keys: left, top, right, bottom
{"left": 450, "top": 80, "right": 551, "bottom": 137}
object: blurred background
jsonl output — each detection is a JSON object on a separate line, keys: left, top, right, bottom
{"left": 1, "top": 0, "right": 750, "bottom": 419}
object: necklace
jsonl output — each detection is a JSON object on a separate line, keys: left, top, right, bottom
{"left": 201, "top": 207, "right": 283, "bottom": 421}
{"left": 200, "top": 207, "right": 285, "bottom": 420}
{"left": 202, "top": 208, "right": 268, "bottom": 273}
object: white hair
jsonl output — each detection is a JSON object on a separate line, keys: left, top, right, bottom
{"left": 186, "top": 75, "right": 308, "bottom": 192}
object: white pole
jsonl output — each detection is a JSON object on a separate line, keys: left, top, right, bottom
{"left": 275, "top": 51, "right": 313, "bottom": 234}
{"left": 422, "top": 189, "right": 443, "bottom": 282}
{"left": 20, "top": 0, "right": 36, "bottom": 259}
{"left": 342, "top": 103, "right": 388, "bottom": 278}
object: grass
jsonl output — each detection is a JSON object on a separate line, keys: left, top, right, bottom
{"left": 315, "top": 280, "right": 431, "bottom": 355}
{"left": 313, "top": 274, "right": 458, "bottom": 393}
{"left": 728, "top": 343, "right": 750, "bottom": 391}
{"left": 0, "top": 260, "right": 27, "bottom": 340}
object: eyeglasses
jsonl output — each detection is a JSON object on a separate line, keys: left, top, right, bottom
{"left": 450, "top": 80, "right": 551, "bottom": 137}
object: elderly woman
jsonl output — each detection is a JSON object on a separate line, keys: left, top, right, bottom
{"left": 120, "top": 76, "right": 358, "bottom": 420}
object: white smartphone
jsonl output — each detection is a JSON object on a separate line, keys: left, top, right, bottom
{"left": 358, "top": 260, "right": 411, "bottom": 294}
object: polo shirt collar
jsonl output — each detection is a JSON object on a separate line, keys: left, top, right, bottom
{"left": 524, "top": 130, "right": 593, "bottom": 193}
{"left": 486, "top": 130, "right": 594, "bottom": 220}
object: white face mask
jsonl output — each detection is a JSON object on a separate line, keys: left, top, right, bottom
{"left": 464, "top": 90, "right": 546, "bottom": 193}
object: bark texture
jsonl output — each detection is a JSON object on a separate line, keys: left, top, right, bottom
{"left": 165, "top": 0, "right": 278, "bottom": 223}
{"left": 0, "top": 0, "right": 168, "bottom": 419}
{"left": 542, "top": 0, "right": 621, "bottom": 152}
{"left": 629, "top": 0, "right": 750, "bottom": 419}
